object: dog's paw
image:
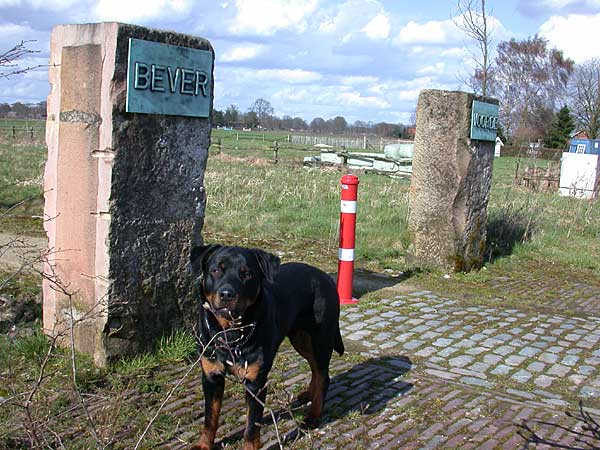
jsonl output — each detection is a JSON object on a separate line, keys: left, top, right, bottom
{"left": 188, "top": 440, "right": 211, "bottom": 450}
{"left": 302, "top": 415, "right": 320, "bottom": 430}
{"left": 296, "top": 390, "right": 311, "bottom": 405}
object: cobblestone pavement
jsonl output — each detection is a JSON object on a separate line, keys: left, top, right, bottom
{"left": 143, "top": 286, "right": 600, "bottom": 450}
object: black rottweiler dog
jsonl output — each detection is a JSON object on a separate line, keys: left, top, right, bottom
{"left": 189, "top": 244, "right": 344, "bottom": 450}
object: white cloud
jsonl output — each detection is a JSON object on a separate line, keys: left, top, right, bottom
{"left": 220, "top": 44, "right": 263, "bottom": 62}
{"left": 418, "top": 62, "right": 445, "bottom": 75}
{"left": 0, "top": 0, "right": 80, "bottom": 7}
{"left": 540, "top": 13, "right": 600, "bottom": 62}
{"left": 340, "top": 75, "right": 378, "bottom": 86}
{"left": 362, "top": 13, "right": 390, "bottom": 40}
{"left": 440, "top": 47, "right": 468, "bottom": 57}
{"left": 339, "top": 91, "right": 390, "bottom": 108}
{"left": 230, "top": 0, "right": 318, "bottom": 36}
{"left": 95, "top": 0, "right": 192, "bottom": 22}
{"left": 395, "top": 18, "right": 462, "bottom": 46}
{"left": 256, "top": 68, "right": 322, "bottom": 83}
{"left": 522, "top": 0, "right": 600, "bottom": 13}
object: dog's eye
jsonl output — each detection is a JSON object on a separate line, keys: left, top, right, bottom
{"left": 211, "top": 267, "right": 222, "bottom": 276}
{"left": 240, "top": 270, "right": 253, "bottom": 280}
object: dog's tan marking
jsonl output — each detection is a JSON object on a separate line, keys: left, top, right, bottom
{"left": 242, "top": 431, "right": 260, "bottom": 450}
{"left": 233, "top": 360, "right": 262, "bottom": 382}
{"left": 201, "top": 357, "right": 224, "bottom": 376}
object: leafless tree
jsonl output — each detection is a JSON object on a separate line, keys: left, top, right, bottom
{"left": 0, "top": 40, "right": 44, "bottom": 79}
{"left": 454, "top": 0, "right": 493, "bottom": 96}
{"left": 569, "top": 58, "right": 600, "bottom": 139}
{"left": 490, "top": 35, "right": 574, "bottom": 141}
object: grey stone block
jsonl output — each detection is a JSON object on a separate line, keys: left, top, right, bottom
{"left": 527, "top": 362, "right": 545, "bottom": 373}
{"left": 511, "top": 370, "right": 532, "bottom": 383}
{"left": 519, "top": 347, "right": 541, "bottom": 357}
{"left": 534, "top": 375, "right": 554, "bottom": 388}
{"left": 506, "top": 355, "right": 527, "bottom": 366}
{"left": 449, "top": 355, "right": 474, "bottom": 368}
{"left": 408, "top": 89, "right": 496, "bottom": 272}
{"left": 548, "top": 364, "right": 571, "bottom": 377}
{"left": 538, "top": 353, "right": 558, "bottom": 364}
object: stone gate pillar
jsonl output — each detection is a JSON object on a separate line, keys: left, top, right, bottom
{"left": 408, "top": 89, "right": 498, "bottom": 272}
{"left": 44, "top": 23, "right": 213, "bottom": 365}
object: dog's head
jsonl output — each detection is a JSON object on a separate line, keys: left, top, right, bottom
{"left": 190, "top": 244, "right": 280, "bottom": 328}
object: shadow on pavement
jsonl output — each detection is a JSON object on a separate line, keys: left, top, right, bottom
{"left": 217, "top": 354, "right": 414, "bottom": 449}
{"left": 352, "top": 269, "right": 420, "bottom": 298}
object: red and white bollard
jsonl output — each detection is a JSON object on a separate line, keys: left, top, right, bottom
{"left": 337, "top": 174, "right": 359, "bottom": 305}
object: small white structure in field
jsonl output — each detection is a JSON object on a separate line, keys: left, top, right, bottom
{"left": 494, "top": 137, "right": 504, "bottom": 157}
{"left": 559, "top": 152, "right": 600, "bottom": 199}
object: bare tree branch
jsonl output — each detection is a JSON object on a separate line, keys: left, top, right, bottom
{"left": 454, "top": 0, "right": 493, "bottom": 96}
{"left": 0, "top": 40, "right": 45, "bottom": 79}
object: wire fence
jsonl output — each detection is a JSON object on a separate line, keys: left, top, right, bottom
{"left": 0, "top": 124, "right": 45, "bottom": 145}
{"left": 291, "top": 134, "right": 411, "bottom": 151}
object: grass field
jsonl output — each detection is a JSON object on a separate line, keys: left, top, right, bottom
{"left": 0, "top": 122, "right": 598, "bottom": 276}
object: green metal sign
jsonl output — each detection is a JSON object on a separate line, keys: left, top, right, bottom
{"left": 126, "top": 38, "right": 212, "bottom": 118}
{"left": 470, "top": 100, "right": 499, "bottom": 141}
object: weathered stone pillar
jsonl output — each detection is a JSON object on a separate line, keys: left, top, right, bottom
{"left": 44, "top": 23, "right": 213, "bottom": 365}
{"left": 408, "top": 89, "right": 498, "bottom": 272}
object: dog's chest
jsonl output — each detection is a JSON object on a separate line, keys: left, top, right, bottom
{"left": 201, "top": 355, "right": 262, "bottom": 382}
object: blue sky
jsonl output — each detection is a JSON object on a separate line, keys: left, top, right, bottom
{"left": 1, "top": 0, "right": 599, "bottom": 123}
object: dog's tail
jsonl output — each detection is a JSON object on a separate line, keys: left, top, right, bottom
{"left": 334, "top": 324, "right": 345, "bottom": 356}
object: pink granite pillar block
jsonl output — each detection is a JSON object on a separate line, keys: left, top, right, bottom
{"left": 44, "top": 23, "right": 213, "bottom": 365}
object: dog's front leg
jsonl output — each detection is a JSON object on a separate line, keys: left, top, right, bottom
{"left": 192, "top": 372, "right": 225, "bottom": 450}
{"left": 243, "top": 379, "right": 267, "bottom": 450}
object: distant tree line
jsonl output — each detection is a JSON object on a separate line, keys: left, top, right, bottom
{"left": 213, "top": 97, "right": 413, "bottom": 139}
{"left": 0, "top": 101, "right": 46, "bottom": 119}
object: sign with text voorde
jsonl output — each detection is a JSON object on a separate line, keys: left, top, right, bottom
{"left": 126, "top": 38, "right": 212, "bottom": 118}
{"left": 470, "top": 100, "right": 499, "bottom": 142}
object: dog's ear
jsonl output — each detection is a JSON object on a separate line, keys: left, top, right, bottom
{"left": 190, "top": 244, "right": 221, "bottom": 275}
{"left": 252, "top": 249, "right": 280, "bottom": 284}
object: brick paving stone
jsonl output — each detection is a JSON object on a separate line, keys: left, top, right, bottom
{"left": 448, "top": 330, "right": 467, "bottom": 339}
{"left": 534, "top": 375, "right": 554, "bottom": 388}
{"left": 506, "top": 389, "right": 535, "bottom": 400}
{"left": 519, "top": 347, "right": 541, "bottom": 357}
{"left": 539, "top": 352, "right": 559, "bottom": 364}
{"left": 490, "top": 365, "right": 512, "bottom": 375}
{"left": 562, "top": 355, "right": 579, "bottom": 366}
{"left": 470, "top": 333, "right": 486, "bottom": 342}
{"left": 493, "top": 345, "right": 515, "bottom": 356}
{"left": 461, "top": 377, "right": 493, "bottom": 388}
{"left": 581, "top": 386, "right": 600, "bottom": 397}
{"left": 372, "top": 332, "right": 392, "bottom": 342}
{"left": 437, "top": 346, "right": 460, "bottom": 357}
{"left": 421, "top": 331, "right": 441, "bottom": 340}
{"left": 511, "top": 369, "right": 533, "bottom": 383}
{"left": 527, "top": 361, "right": 546, "bottom": 373}
{"left": 465, "top": 347, "right": 486, "bottom": 356}
{"left": 432, "top": 338, "right": 453, "bottom": 347}
{"left": 548, "top": 364, "right": 571, "bottom": 377}
{"left": 414, "top": 346, "right": 437, "bottom": 357}
{"left": 481, "top": 337, "right": 503, "bottom": 348}
{"left": 449, "top": 355, "right": 474, "bottom": 368}
{"left": 469, "top": 362, "right": 490, "bottom": 373}
{"left": 578, "top": 365, "right": 596, "bottom": 376}
{"left": 506, "top": 355, "right": 527, "bottom": 366}
{"left": 483, "top": 354, "right": 502, "bottom": 365}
